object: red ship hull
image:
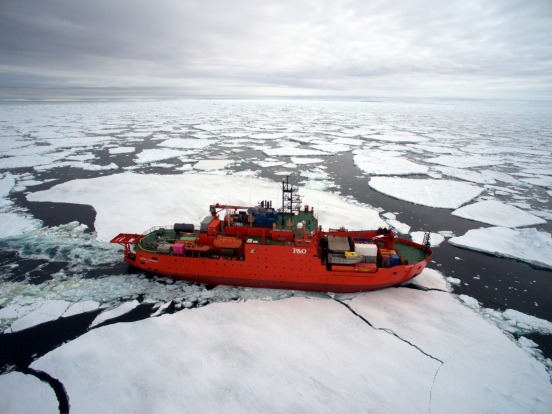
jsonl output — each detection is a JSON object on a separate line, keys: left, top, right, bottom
{"left": 124, "top": 238, "right": 431, "bottom": 293}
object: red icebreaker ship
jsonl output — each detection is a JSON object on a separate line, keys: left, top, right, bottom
{"left": 111, "top": 177, "right": 432, "bottom": 293}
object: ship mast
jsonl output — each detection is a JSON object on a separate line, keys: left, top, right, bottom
{"left": 280, "top": 176, "right": 302, "bottom": 227}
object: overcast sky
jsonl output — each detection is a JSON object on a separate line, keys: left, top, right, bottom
{"left": 1, "top": 0, "right": 551, "bottom": 101}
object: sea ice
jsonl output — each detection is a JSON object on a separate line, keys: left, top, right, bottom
{"left": 410, "top": 231, "right": 445, "bottom": 247}
{"left": 354, "top": 150, "right": 429, "bottom": 176}
{"left": 90, "top": 300, "right": 140, "bottom": 328}
{"left": 63, "top": 301, "right": 101, "bottom": 318}
{"left": 452, "top": 200, "right": 546, "bottom": 227}
{"left": 193, "top": 159, "right": 235, "bottom": 170}
{"left": 10, "top": 300, "right": 71, "bottom": 332}
{"left": 0, "top": 372, "right": 59, "bottom": 413}
{"left": 27, "top": 173, "right": 387, "bottom": 242}
{"left": 410, "top": 267, "right": 449, "bottom": 291}
{"left": 521, "top": 176, "right": 552, "bottom": 189}
{"left": 135, "top": 148, "right": 188, "bottom": 164}
{"left": 449, "top": 227, "right": 552, "bottom": 269}
{"left": 426, "top": 155, "right": 503, "bottom": 168}
{"left": 310, "top": 143, "right": 351, "bottom": 153}
{"left": 369, "top": 177, "right": 483, "bottom": 209}
{"left": 432, "top": 166, "right": 496, "bottom": 185}
{"left": 24, "top": 292, "right": 551, "bottom": 413}
{"left": 0, "top": 211, "right": 41, "bottom": 238}
{"left": 366, "top": 131, "right": 427, "bottom": 143}
{"left": 159, "top": 138, "right": 215, "bottom": 149}
{"left": 349, "top": 289, "right": 551, "bottom": 413}
{"left": 290, "top": 157, "right": 324, "bottom": 165}
{"left": 263, "top": 147, "right": 329, "bottom": 157}
{"left": 108, "top": 147, "right": 136, "bottom": 154}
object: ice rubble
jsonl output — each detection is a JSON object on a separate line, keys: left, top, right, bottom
{"left": 452, "top": 200, "right": 546, "bottom": 227}
{"left": 9, "top": 286, "right": 548, "bottom": 414}
{"left": 369, "top": 177, "right": 484, "bottom": 209}
{"left": 449, "top": 227, "right": 552, "bottom": 269}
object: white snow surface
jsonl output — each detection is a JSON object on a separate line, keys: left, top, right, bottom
{"left": 426, "top": 155, "right": 503, "bottom": 168}
{"left": 369, "top": 177, "right": 484, "bottom": 209}
{"left": 27, "top": 173, "right": 387, "bottom": 242}
{"left": 452, "top": 200, "right": 546, "bottom": 227}
{"left": 449, "top": 227, "right": 552, "bottom": 269}
{"left": 354, "top": 150, "right": 429, "bottom": 176}
{"left": 26, "top": 293, "right": 551, "bottom": 413}
{"left": 410, "top": 231, "right": 446, "bottom": 247}
{"left": 193, "top": 159, "right": 234, "bottom": 170}
{"left": 9, "top": 300, "right": 70, "bottom": 332}
{"left": 90, "top": 300, "right": 140, "bottom": 328}
{"left": 0, "top": 211, "right": 41, "bottom": 238}
{"left": 0, "top": 372, "right": 59, "bottom": 413}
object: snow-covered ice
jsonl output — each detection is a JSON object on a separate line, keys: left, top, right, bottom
{"left": 90, "top": 300, "right": 140, "bottom": 328}
{"left": 193, "top": 159, "right": 235, "bottom": 171}
{"left": 19, "top": 290, "right": 551, "bottom": 414}
{"left": 9, "top": 300, "right": 70, "bottom": 332}
{"left": 263, "top": 147, "right": 329, "bottom": 157}
{"left": 426, "top": 155, "right": 503, "bottom": 168}
{"left": 0, "top": 211, "right": 41, "bottom": 238}
{"left": 354, "top": 149, "right": 429, "bottom": 176}
{"left": 27, "top": 173, "right": 388, "bottom": 242}
{"left": 369, "top": 177, "right": 484, "bottom": 209}
{"left": 452, "top": 200, "right": 546, "bottom": 227}
{"left": 449, "top": 227, "right": 552, "bottom": 269}
{"left": 0, "top": 372, "right": 59, "bottom": 413}
{"left": 410, "top": 231, "right": 445, "bottom": 247}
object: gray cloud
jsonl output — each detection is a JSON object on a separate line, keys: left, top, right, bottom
{"left": 1, "top": 0, "right": 551, "bottom": 100}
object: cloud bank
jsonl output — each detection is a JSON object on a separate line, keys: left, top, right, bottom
{"left": 1, "top": 0, "right": 551, "bottom": 100}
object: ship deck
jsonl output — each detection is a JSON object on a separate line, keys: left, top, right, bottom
{"left": 394, "top": 241, "right": 430, "bottom": 265}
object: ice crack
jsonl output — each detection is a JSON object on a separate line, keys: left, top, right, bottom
{"left": 332, "top": 297, "right": 444, "bottom": 414}
{"left": 20, "top": 367, "right": 70, "bottom": 414}
{"left": 333, "top": 298, "right": 443, "bottom": 363}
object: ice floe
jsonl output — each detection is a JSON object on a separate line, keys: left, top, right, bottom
{"left": 159, "top": 138, "right": 215, "bottom": 149}
{"left": 432, "top": 166, "right": 497, "bottom": 184}
{"left": 135, "top": 148, "right": 189, "bottom": 164}
{"left": 90, "top": 300, "right": 140, "bottom": 328}
{"left": 0, "top": 211, "right": 41, "bottom": 239}
{"left": 0, "top": 372, "right": 59, "bottom": 413}
{"left": 19, "top": 289, "right": 551, "bottom": 413}
{"left": 193, "top": 159, "right": 235, "bottom": 171}
{"left": 369, "top": 177, "right": 483, "bottom": 209}
{"left": 410, "top": 231, "right": 445, "bottom": 247}
{"left": 263, "top": 147, "right": 329, "bottom": 157}
{"left": 108, "top": 146, "right": 136, "bottom": 155}
{"left": 9, "top": 300, "right": 70, "bottom": 333}
{"left": 354, "top": 150, "right": 429, "bottom": 176}
{"left": 426, "top": 155, "right": 503, "bottom": 168}
{"left": 449, "top": 227, "right": 552, "bottom": 269}
{"left": 452, "top": 200, "right": 546, "bottom": 227}
{"left": 27, "top": 173, "right": 387, "bottom": 242}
